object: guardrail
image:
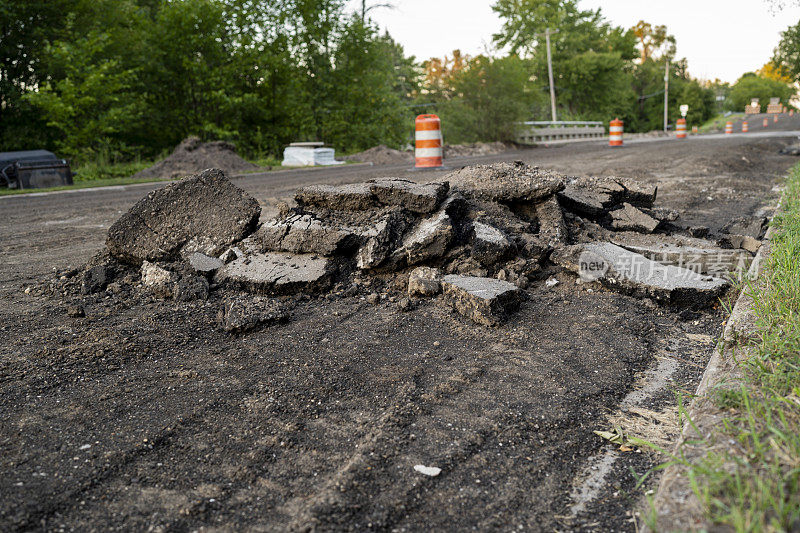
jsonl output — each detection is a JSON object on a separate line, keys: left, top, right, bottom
{"left": 516, "top": 121, "right": 605, "bottom": 144}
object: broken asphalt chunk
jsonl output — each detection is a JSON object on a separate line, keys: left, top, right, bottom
{"left": 106, "top": 169, "right": 260, "bottom": 264}
{"left": 441, "top": 274, "right": 524, "bottom": 326}
{"left": 368, "top": 178, "right": 449, "bottom": 213}
{"left": 610, "top": 203, "right": 660, "bottom": 233}
{"left": 214, "top": 252, "right": 333, "bottom": 295}
{"left": 552, "top": 242, "right": 729, "bottom": 307}
{"left": 444, "top": 162, "right": 565, "bottom": 202}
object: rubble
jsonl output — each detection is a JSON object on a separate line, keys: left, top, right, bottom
{"left": 408, "top": 267, "right": 442, "bottom": 297}
{"left": 445, "top": 161, "right": 565, "bottom": 202}
{"left": 721, "top": 216, "right": 768, "bottom": 240}
{"left": 610, "top": 203, "right": 660, "bottom": 233}
{"left": 471, "top": 221, "right": 513, "bottom": 265}
{"left": 441, "top": 275, "right": 524, "bottom": 326}
{"left": 368, "top": 178, "right": 449, "bottom": 214}
{"left": 189, "top": 252, "right": 224, "bottom": 275}
{"left": 720, "top": 234, "right": 761, "bottom": 254}
{"left": 552, "top": 242, "right": 729, "bottom": 306}
{"left": 81, "top": 161, "right": 735, "bottom": 332}
{"left": 107, "top": 169, "right": 261, "bottom": 263}
{"left": 611, "top": 233, "right": 752, "bottom": 275}
{"left": 215, "top": 252, "right": 333, "bottom": 295}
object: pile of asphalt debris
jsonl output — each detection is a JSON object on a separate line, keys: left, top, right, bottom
{"left": 59, "top": 162, "right": 766, "bottom": 329}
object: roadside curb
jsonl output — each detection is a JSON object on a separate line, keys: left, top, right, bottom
{"left": 647, "top": 201, "right": 781, "bottom": 531}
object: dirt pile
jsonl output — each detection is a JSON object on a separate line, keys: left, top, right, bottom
{"left": 344, "top": 145, "right": 413, "bottom": 165}
{"left": 69, "top": 162, "right": 768, "bottom": 329}
{"left": 132, "top": 137, "right": 263, "bottom": 180}
{"left": 344, "top": 142, "right": 515, "bottom": 166}
{"left": 443, "top": 142, "right": 514, "bottom": 157}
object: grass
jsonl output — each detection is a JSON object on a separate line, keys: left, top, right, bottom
{"left": 698, "top": 113, "right": 746, "bottom": 134}
{"left": 648, "top": 163, "right": 800, "bottom": 531}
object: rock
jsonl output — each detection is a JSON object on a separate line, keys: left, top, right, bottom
{"left": 219, "top": 247, "right": 242, "bottom": 264}
{"left": 545, "top": 278, "right": 559, "bottom": 288}
{"left": 471, "top": 221, "right": 513, "bottom": 266}
{"left": 254, "top": 214, "right": 355, "bottom": 255}
{"left": 610, "top": 203, "right": 660, "bottom": 233}
{"left": 217, "top": 298, "right": 290, "bottom": 333}
{"left": 688, "top": 226, "right": 709, "bottom": 238}
{"left": 534, "top": 196, "right": 567, "bottom": 246}
{"left": 779, "top": 143, "right": 800, "bottom": 155}
{"left": 366, "top": 292, "right": 380, "bottom": 305}
{"left": 720, "top": 234, "right": 761, "bottom": 254}
{"left": 444, "top": 162, "right": 565, "bottom": 202}
{"left": 398, "top": 210, "right": 454, "bottom": 266}
{"left": 441, "top": 274, "right": 524, "bottom": 326}
{"left": 66, "top": 304, "right": 85, "bottom": 318}
{"left": 413, "top": 465, "right": 442, "bottom": 477}
{"left": 397, "top": 297, "right": 414, "bottom": 312}
{"left": 611, "top": 236, "right": 752, "bottom": 276}
{"left": 552, "top": 242, "right": 729, "bottom": 306}
{"left": 295, "top": 183, "right": 376, "bottom": 211}
{"left": 643, "top": 206, "right": 679, "bottom": 223}
{"left": 106, "top": 169, "right": 261, "bottom": 264}
{"left": 141, "top": 261, "right": 177, "bottom": 299}
{"left": 215, "top": 252, "right": 333, "bottom": 294}
{"left": 558, "top": 176, "right": 657, "bottom": 216}
{"left": 189, "top": 252, "right": 224, "bottom": 275}
{"left": 368, "top": 178, "right": 449, "bottom": 214}
{"left": 557, "top": 185, "right": 608, "bottom": 216}
{"left": 721, "top": 216, "right": 768, "bottom": 240}
{"left": 174, "top": 275, "right": 209, "bottom": 301}
{"left": 355, "top": 210, "right": 412, "bottom": 270}
{"left": 408, "top": 266, "right": 442, "bottom": 297}
{"left": 81, "top": 264, "right": 110, "bottom": 294}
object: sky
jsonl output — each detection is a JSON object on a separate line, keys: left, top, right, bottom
{"left": 347, "top": 0, "right": 800, "bottom": 83}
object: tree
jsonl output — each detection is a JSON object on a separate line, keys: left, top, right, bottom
{"left": 631, "top": 21, "right": 675, "bottom": 62}
{"left": 726, "top": 73, "right": 794, "bottom": 112}
{"left": 434, "top": 55, "right": 541, "bottom": 144}
{"left": 773, "top": 20, "right": 800, "bottom": 83}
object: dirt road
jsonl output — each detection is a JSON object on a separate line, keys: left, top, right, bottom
{"left": 1, "top": 125, "right": 798, "bottom": 531}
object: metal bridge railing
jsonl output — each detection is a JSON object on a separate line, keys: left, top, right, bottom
{"left": 516, "top": 121, "right": 605, "bottom": 144}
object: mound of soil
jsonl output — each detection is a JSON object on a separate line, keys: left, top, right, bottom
{"left": 133, "top": 137, "right": 263, "bottom": 180}
{"left": 345, "top": 145, "right": 413, "bottom": 165}
{"left": 344, "top": 142, "right": 515, "bottom": 166}
{"left": 443, "top": 141, "right": 514, "bottom": 157}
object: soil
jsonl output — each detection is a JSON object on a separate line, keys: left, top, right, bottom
{"left": 345, "top": 145, "right": 413, "bottom": 165}
{"left": 2, "top": 128, "right": 798, "bottom": 532}
{"left": 132, "top": 137, "right": 263, "bottom": 181}
{"left": 345, "top": 142, "right": 516, "bottom": 166}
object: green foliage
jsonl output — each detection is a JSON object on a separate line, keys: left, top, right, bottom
{"left": 726, "top": 73, "right": 795, "bottom": 112}
{"left": 774, "top": 18, "right": 800, "bottom": 83}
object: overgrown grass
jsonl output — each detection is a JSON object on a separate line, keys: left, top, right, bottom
{"left": 666, "top": 164, "right": 800, "bottom": 530}
{"left": 698, "top": 113, "right": 746, "bottom": 134}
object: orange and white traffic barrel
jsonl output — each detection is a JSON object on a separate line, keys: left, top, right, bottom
{"left": 676, "top": 118, "right": 687, "bottom": 139}
{"left": 742, "top": 120, "right": 749, "bottom": 133}
{"left": 763, "top": 117, "right": 769, "bottom": 128}
{"left": 414, "top": 114, "right": 443, "bottom": 168}
{"left": 609, "top": 118, "right": 623, "bottom": 147}
{"left": 692, "top": 125, "right": 698, "bottom": 134}
{"left": 774, "top": 114, "right": 779, "bottom": 123}
{"left": 725, "top": 121, "right": 733, "bottom": 134}
{"left": 791, "top": 109, "right": 795, "bottom": 116}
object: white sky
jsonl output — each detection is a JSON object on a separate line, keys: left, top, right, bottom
{"left": 349, "top": 0, "right": 800, "bottom": 82}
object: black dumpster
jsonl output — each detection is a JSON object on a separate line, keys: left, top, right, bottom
{"left": 0, "top": 150, "right": 73, "bottom": 189}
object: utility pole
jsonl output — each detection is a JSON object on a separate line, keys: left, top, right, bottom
{"left": 545, "top": 28, "right": 558, "bottom": 122}
{"left": 663, "top": 58, "right": 670, "bottom": 132}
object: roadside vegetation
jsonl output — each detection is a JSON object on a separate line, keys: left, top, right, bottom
{"left": 664, "top": 164, "right": 800, "bottom": 530}
{"left": 3, "top": 0, "right": 798, "bottom": 176}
